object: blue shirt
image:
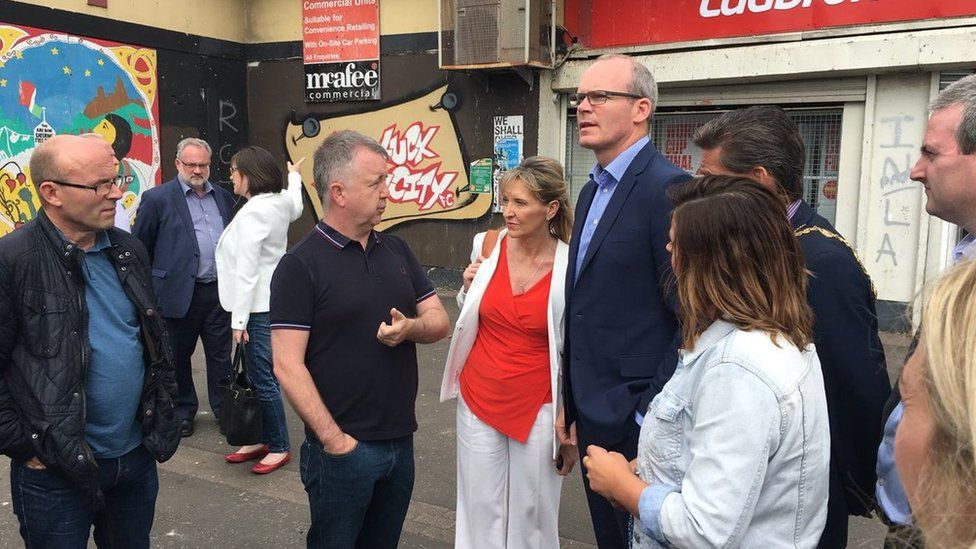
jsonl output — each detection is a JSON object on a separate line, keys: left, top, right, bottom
{"left": 875, "top": 233, "right": 975, "bottom": 523}
{"left": 575, "top": 136, "right": 650, "bottom": 280}
{"left": 179, "top": 178, "right": 223, "bottom": 281}
{"left": 876, "top": 403, "right": 911, "bottom": 524}
{"left": 79, "top": 232, "right": 145, "bottom": 458}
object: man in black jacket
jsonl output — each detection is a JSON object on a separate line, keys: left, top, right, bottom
{"left": 0, "top": 135, "right": 180, "bottom": 548}
{"left": 694, "top": 106, "right": 892, "bottom": 548}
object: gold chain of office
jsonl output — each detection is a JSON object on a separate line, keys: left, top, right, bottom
{"left": 794, "top": 225, "right": 877, "bottom": 299}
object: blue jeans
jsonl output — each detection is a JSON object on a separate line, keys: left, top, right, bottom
{"left": 245, "top": 313, "right": 290, "bottom": 452}
{"left": 300, "top": 435, "right": 414, "bottom": 549}
{"left": 10, "top": 445, "right": 158, "bottom": 549}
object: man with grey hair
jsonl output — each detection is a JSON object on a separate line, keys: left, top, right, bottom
{"left": 133, "top": 137, "right": 235, "bottom": 437}
{"left": 270, "top": 130, "right": 448, "bottom": 548}
{"left": 873, "top": 73, "right": 976, "bottom": 549}
{"left": 567, "top": 53, "right": 691, "bottom": 548}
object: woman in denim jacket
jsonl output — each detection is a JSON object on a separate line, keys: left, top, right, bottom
{"left": 583, "top": 175, "right": 831, "bottom": 548}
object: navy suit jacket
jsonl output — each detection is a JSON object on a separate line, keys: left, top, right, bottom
{"left": 563, "top": 141, "right": 691, "bottom": 450}
{"left": 132, "top": 177, "right": 235, "bottom": 319}
{"left": 792, "top": 200, "right": 891, "bottom": 517}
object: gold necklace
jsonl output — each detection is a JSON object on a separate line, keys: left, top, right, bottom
{"left": 513, "top": 240, "right": 553, "bottom": 292}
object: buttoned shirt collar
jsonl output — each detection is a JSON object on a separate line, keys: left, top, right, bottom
{"left": 178, "top": 177, "right": 213, "bottom": 196}
{"left": 953, "top": 233, "right": 976, "bottom": 263}
{"left": 590, "top": 135, "right": 650, "bottom": 187}
{"left": 314, "top": 221, "right": 381, "bottom": 250}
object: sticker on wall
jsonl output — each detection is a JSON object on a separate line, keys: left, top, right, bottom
{"left": 493, "top": 115, "right": 523, "bottom": 213}
{"left": 0, "top": 23, "right": 160, "bottom": 236}
{"left": 284, "top": 86, "right": 490, "bottom": 231}
{"left": 469, "top": 159, "right": 492, "bottom": 194}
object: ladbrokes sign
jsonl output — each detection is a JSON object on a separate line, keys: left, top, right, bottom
{"left": 301, "top": 0, "right": 380, "bottom": 103}
{"left": 567, "top": 0, "right": 975, "bottom": 49}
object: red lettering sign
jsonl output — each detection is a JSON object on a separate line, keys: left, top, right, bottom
{"left": 565, "top": 0, "right": 974, "bottom": 49}
{"left": 302, "top": 0, "right": 379, "bottom": 64}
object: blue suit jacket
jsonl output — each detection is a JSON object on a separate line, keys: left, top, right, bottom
{"left": 563, "top": 141, "right": 691, "bottom": 450}
{"left": 791, "top": 200, "right": 891, "bottom": 519}
{"left": 132, "top": 178, "right": 235, "bottom": 319}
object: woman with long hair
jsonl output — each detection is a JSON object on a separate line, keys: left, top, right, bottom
{"left": 215, "top": 146, "right": 303, "bottom": 474}
{"left": 583, "top": 175, "right": 831, "bottom": 548}
{"left": 440, "top": 156, "right": 578, "bottom": 548}
{"left": 894, "top": 260, "right": 976, "bottom": 548}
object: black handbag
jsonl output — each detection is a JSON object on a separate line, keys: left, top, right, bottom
{"left": 218, "top": 342, "right": 264, "bottom": 446}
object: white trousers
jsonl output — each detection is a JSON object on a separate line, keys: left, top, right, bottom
{"left": 455, "top": 395, "right": 563, "bottom": 549}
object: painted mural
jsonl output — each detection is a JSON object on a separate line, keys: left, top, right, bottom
{"left": 0, "top": 23, "right": 160, "bottom": 236}
{"left": 285, "top": 86, "right": 490, "bottom": 231}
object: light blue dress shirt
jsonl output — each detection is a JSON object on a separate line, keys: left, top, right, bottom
{"left": 876, "top": 233, "right": 975, "bottom": 524}
{"left": 179, "top": 178, "right": 223, "bottom": 281}
{"left": 574, "top": 136, "right": 650, "bottom": 280}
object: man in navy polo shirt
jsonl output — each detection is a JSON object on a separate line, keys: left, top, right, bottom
{"left": 271, "top": 130, "right": 449, "bottom": 549}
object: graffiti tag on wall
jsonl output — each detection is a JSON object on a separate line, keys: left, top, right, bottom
{"left": 0, "top": 23, "right": 160, "bottom": 236}
{"left": 285, "top": 86, "right": 490, "bottom": 231}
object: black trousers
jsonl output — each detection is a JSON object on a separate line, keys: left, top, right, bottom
{"left": 577, "top": 419, "right": 641, "bottom": 549}
{"left": 165, "top": 280, "right": 232, "bottom": 421}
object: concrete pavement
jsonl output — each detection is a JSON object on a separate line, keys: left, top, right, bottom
{"left": 0, "top": 291, "right": 905, "bottom": 547}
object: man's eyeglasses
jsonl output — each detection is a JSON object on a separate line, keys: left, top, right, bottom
{"left": 568, "top": 90, "right": 644, "bottom": 108}
{"left": 177, "top": 158, "right": 211, "bottom": 171}
{"left": 50, "top": 177, "right": 126, "bottom": 197}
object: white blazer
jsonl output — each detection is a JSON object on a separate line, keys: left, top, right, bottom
{"left": 216, "top": 171, "right": 304, "bottom": 330}
{"left": 440, "top": 229, "right": 568, "bottom": 457}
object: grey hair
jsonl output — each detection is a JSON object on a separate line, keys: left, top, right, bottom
{"left": 931, "top": 74, "right": 976, "bottom": 155}
{"left": 596, "top": 53, "right": 658, "bottom": 124}
{"left": 312, "top": 130, "right": 388, "bottom": 207}
{"left": 176, "top": 137, "right": 212, "bottom": 158}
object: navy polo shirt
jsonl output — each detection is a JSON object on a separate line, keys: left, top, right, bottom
{"left": 269, "top": 222, "right": 435, "bottom": 441}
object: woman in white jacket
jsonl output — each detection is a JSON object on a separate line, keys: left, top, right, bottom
{"left": 215, "top": 146, "right": 304, "bottom": 474}
{"left": 441, "top": 157, "right": 578, "bottom": 549}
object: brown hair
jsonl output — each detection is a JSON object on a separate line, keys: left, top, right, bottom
{"left": 231, "top": 146, "right": 283, "bottom": 196}
{"left": 498, "top": 156, "right": 574, "bottom": 243}
{"left": 668, "top": 175, "right": 812, "bottom": 350}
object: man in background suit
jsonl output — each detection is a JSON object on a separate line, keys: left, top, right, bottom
{"left": 562, "top": 54, "right": 691, "bottom": 548}
{"left": 694, "top": 106, "right": 891, "bottom": 548}
{"left": 133, "top": 137, "right": 235, "bottom": 437}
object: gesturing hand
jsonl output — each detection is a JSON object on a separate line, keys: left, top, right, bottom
{"left": 287, "top": 157, "right": 305, "bottom": 173}
{"left": 377, "top": 307, "right": 413, "bottom": 347}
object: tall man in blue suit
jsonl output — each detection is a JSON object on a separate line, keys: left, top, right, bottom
{"left": 562, "top": 54, "right": 691, "bottom": 548}
{"left": 133, "top": 138, "right": 235, "bottom": 437}
{"left": 694, "top": 106, "right": 891, "bottom": 548}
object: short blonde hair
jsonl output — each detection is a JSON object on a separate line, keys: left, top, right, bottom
{"left": 917, "top": 260, "right": 976, "bottom": 547}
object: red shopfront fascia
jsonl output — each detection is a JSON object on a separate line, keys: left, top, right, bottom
{"left": 563, "top": 0, "right": 975, "bottom": 50}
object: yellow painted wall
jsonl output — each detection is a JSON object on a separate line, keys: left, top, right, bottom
{"left": 11, "top": 0, "right": 248, "bottom": 42}
{"left": 248, "top": 0, "right": 438, "bottom": 43}
{"left": 13, "top": 0, "right": 553, "bottom": 45}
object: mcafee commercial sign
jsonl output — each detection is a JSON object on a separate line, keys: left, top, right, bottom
{"left": 565, "top": 0, "right": 975, "bottom": 49}
{"left": 302, "top": 0, "right": 380, "bottom": 103}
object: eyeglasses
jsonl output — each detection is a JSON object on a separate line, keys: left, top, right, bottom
{"left": 177, "top": 158, "right": 211, "bottom": 171}
{"left": 50, "top": 176, "right": 126, "bottom": 197}
{"left": 568, "top": 90, "right": 644, "bottom": 108}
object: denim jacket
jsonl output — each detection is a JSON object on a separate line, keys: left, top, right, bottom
{"left": 633, "top": 320, "right": 830, "bottom": 548}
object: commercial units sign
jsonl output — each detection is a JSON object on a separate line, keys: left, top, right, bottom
{"left": 302, "top": 0, "right": 379, "bottom": 103}
{"left": 567, "top": 0, "right": 976, "bottom": 49}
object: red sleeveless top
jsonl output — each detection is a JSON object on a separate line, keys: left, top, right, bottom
{"left": 460, "top": 239, "right": 552, "bottom": 442}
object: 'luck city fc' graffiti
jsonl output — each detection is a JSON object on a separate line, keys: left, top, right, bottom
{"left": 380, "top": 122, "right": 458, "bottom": 211}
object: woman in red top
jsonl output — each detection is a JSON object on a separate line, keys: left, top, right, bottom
{"left": 441, "top": 156, "right": 577, "bottom": 548}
